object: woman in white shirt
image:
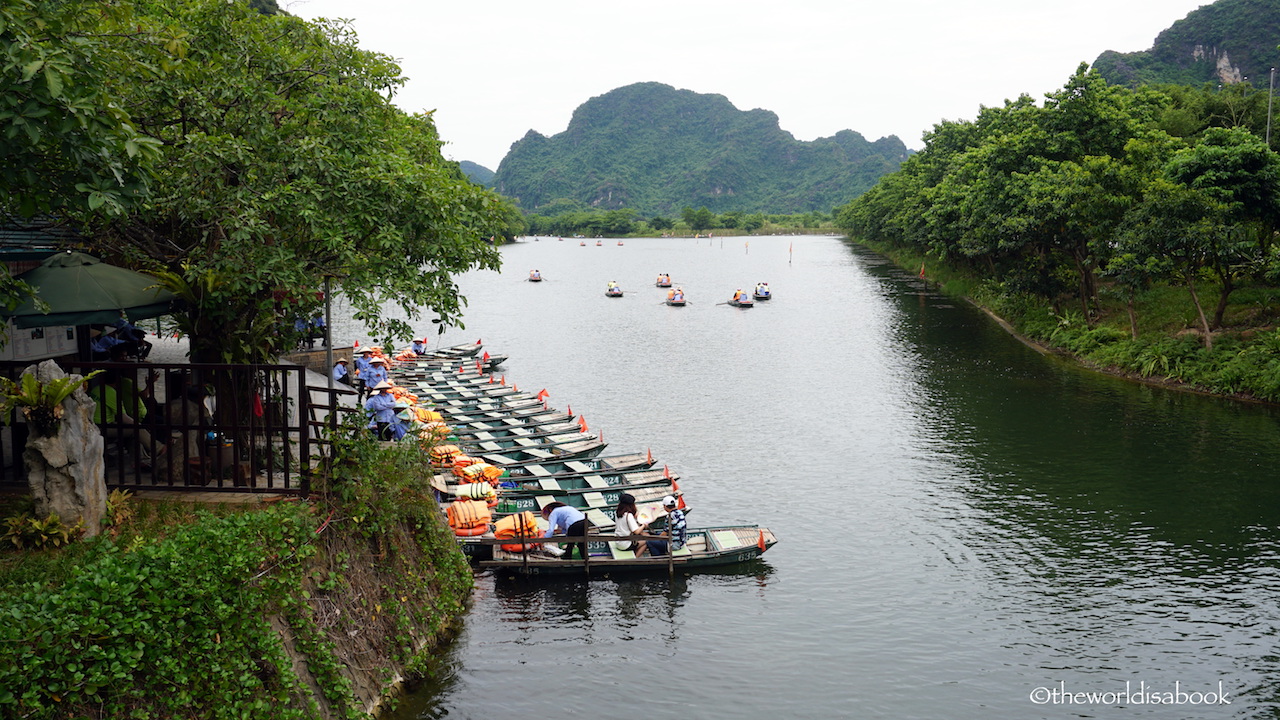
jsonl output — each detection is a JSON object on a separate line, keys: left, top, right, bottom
{"left": 613, "top": 493, "right": 650, "bottom": 554}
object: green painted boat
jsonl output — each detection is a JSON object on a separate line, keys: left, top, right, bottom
{"left": 478, "top": 525, "right": 778, "bottom": 576}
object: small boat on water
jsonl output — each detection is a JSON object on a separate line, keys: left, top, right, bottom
{"left": 605, "top": 287, "right": 624, "bottom": 297}
{"left": 498, "top": 451, "right": 654, "bottom": 476}
{"left": 655, "top": 274, "right": 672, "bottom": 288}
{"left": 465, "top": 432, "right": 605, "bottom": 458}
{"left": 595, "top": 240, "right": 603, "bottom": 246}
{"left": 436, "top": 406, "right": 573, "bottom": 426}
{"left": 753, "top": 283, "right": 772, "bottom": 301}
{"left": 475, "top": 437, "right": 609, "bottom": 465}
{"left": 410, "top": 341, "right": 483, "bottom": 360}
{"left": 527, "top": 270, "right": 543, "bottom": 282}
{"left": 479, "top": 525, "right": 778, "bottom": 576}
{"left": 580, "top": 241, "right": 586, "bottom": 246}
{"left": 728, "top": 295, "right": 754, "bottom": 308}
{"left": 665, "top": 297, "right": 686, "bottom": 307}
{"left": 617, "top": 241, "right": 624, "bottom": 246}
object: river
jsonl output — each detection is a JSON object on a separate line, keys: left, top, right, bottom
{"left": 365, "top": 235, "right": 1280, "bottom": 720}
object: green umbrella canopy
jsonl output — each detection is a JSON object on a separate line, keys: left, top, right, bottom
{"left": 4, "top": 251, "right": 177, "bottom": 329}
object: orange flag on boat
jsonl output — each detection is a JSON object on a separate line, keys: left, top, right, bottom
{"left": 662, "top": 465, "right": 670, "bottom": 479}
{"left": 578, "top": 416, "right": 588, "bottom": 433}
{"left": 536, "top": 388, "right": 549, "bottom": 401}
{"left": 671, "top": 479, "right": 680, "bottom": 491}
{"left": 567, "top": 404, "right": 573, "bottom": 417}
{"left": 677, "top": 494, "right": 687, "bottom": 510}
{"left": 513, "top": 385, "right": 519, "bottom": 392}
{"left": 353, "top": 340, "right": 360, "bottom": 348}
{"left": 757, "top": 530, "right": 767, "bottom": 551}
{"left": 483, "top": 351, "right": 490, "bottom": 361}
{"left": 646, "top": 448, "right": 653, "bottom": 464}
{"left": 475, "top": 338, "right": 482, "bottom": 345}
{"left": 500, "top": 375, "right": 506, "bottom": 386}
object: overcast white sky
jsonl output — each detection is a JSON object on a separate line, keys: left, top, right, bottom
{"left": 291, "top": 0, "right": 1211, "bottom": 171}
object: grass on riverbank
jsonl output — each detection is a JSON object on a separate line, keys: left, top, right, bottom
{"left": 862, "top": 239, "right": 1280, "bottom": 404}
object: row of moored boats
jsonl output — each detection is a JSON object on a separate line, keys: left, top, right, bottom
{"left": 382, "top": 340, "right": 778, "bottom": 576}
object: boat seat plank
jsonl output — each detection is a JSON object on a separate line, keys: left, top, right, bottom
{"left": 711, "top": 530, "right": 742, "bottom": 550}
{"left": 535, "top": 495, "right": 556, "bottom": 509}
{"left": 609, "top": 543, "right": 636, "bottom": 560}
{"left": 565, "top": 460, "right": 594, "bottom": 473}
{"left": 583, "top": 491, "right": 606, "bottom": 507}
{"left": 584, "top": 475, "right": 609, "bottom": 489}
{"left": 526, "top": 465, "right": 553, "bottom": 477}
{"left": 671, "top": 546, "right": 693, "bottom": 557}
{"left": 537, "top": 478, "right": 559, "bottom": 491}
{"left": 585, "top": 509, "right": 611, "bottom": 527}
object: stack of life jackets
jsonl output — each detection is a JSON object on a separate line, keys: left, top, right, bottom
{"left": 446, "top": 499, "right": 491, "bottom": 537}
{"left": 430, "top": 444, "right": 463, "bottom": 466}
{"left": 455, "top": 482, "right": 497, "bottom": 507}
{"left": 494, "top": 511, "right": 541, "bottom": 552}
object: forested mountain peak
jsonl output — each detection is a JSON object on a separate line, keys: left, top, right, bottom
{"left": 492, "top": 82, "right": 908, "bottom": 216}
{"left": 1093, "top": 0, "right": 1280, "bottom": 88}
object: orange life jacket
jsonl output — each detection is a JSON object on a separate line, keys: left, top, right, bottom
{"left": 446, "top": 499, "right": 491, "bottom": 530}
{"left": 495, "top": 511, "right": 541, "bottom": 552}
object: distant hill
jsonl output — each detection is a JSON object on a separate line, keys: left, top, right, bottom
{"left": 1093, "top": 0, "right": 1280, "bottom": 88}
{"left": 492, "top": 82, "right": 909, "bottom": 216}
{"left": 459, "top": 161, "right": 495, "bottom": 187}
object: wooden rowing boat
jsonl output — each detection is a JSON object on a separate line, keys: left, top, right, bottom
{"left": 414, "top": 341, "right": 483, "bottom": 360}
{"left": 665, "top": 298, "right": 686, "bottom": 307}
{"left": 728, "top": 297, "right": 754, "bottom": 308}
{"left": 475, "top": 436, "right": 608, "bottom": 465}
{"left": 478, "top": 525, "right": 777, "bottom": 576}
{"left": 435, "top": 406, "right": 573, "bottom": 425}
{"left": 495, "top": 451, "right": 654, "bottom": 475}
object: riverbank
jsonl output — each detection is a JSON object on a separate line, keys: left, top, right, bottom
{"left": 856, "top": 237, "right": 1280, "bottom": 406}
{"left": 0, "top": 439, "right": 469, "bottom": 719}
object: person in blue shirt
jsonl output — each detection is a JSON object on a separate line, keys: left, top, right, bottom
{"left": 90, "top": 328, "right": 127, "bottom": 360}
{"left": 362, "top": 357, "right": 389, "bottom": 388}
{"left": 332, "top": 359, "right": 351, "bottom": 386}
{"left": 411, "top": 337, "right": 429, "bottom": 355}
{"left": 646, "top": 495, "right": 687, "bottom": 556}
{"left": 541, "top": 501, "right": 591, "bottom": 560}
{"left": 112, "top": 317, "right": 152, "bottom": 359}
{"left": 364, "top": 381, "right": 398, "bottom": 440}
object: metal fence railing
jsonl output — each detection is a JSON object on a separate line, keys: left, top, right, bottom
{"left": 0, "top": 361, "right": 319, "bottom": 495}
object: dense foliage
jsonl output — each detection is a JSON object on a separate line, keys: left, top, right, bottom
{"left": 493, "top": 82, "right": 909, "bottom": 216}
{"left": 1093, "top": 0, "right": 1280, "bottom": 89}
{"left": 3, "top": 0, "right": 519, "bottom": 362}
{"left": 0, "top": 433, "right": 472, "bottom": 719}
{"left": 837, "top": 65, "right": 1280, "bottom": 399}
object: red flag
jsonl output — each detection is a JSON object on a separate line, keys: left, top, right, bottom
{"left": 513, "top": 384, "right": 519, "bottom": 392}
{"left": 677, "top": 494, "right": 687, "bottom": 510}
{"left": 482, "top": 351, "right": 490, "bottom": 361}
{"left": 353, "top": 340, "right": 360, "bottom": 348}
{"left": 918, "top": 262, "right": 926, "bottom": 279}
{"left": 671, "top": 479, "right": 680, "bottom": 491}
{"left": 757, "top": 530, "right": 767, "bottom": 552}
{"left": 475, "top": 338, "right": 482, "bottom": 345}
{"left": 253, "top": 394, "right": 264, "bottom": 418}
{"left": 567, "top": 404, "right": 573, "bottom": 417}
{"left": 578, "top": 416, "right": 588, "bottom": 433}
{"left": 475, "top": 361, "right": 482, "bottom": 372}
{"left": 662, "top": 465, "right": 671, "bottom": 479}
{"left": 536, "top": 388, "right": 549, "bottom": 401}
{"left": 488, "top": 374, "right": 494, "bottom": 384}
{"left": 646, "top": 447, "right": 653, "bottom": 464}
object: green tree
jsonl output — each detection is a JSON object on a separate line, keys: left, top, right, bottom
{"left": 1165, "top": 127, "right": 1280, "bottom": 326}
{"left": 682, "top": 206, "right": 713, "bottom": 232}
{"left": 84, "top": 1, "right": 509, "bottom": 362}
{"left": 0, "top": 0, "right": 162, "bottom": 218}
